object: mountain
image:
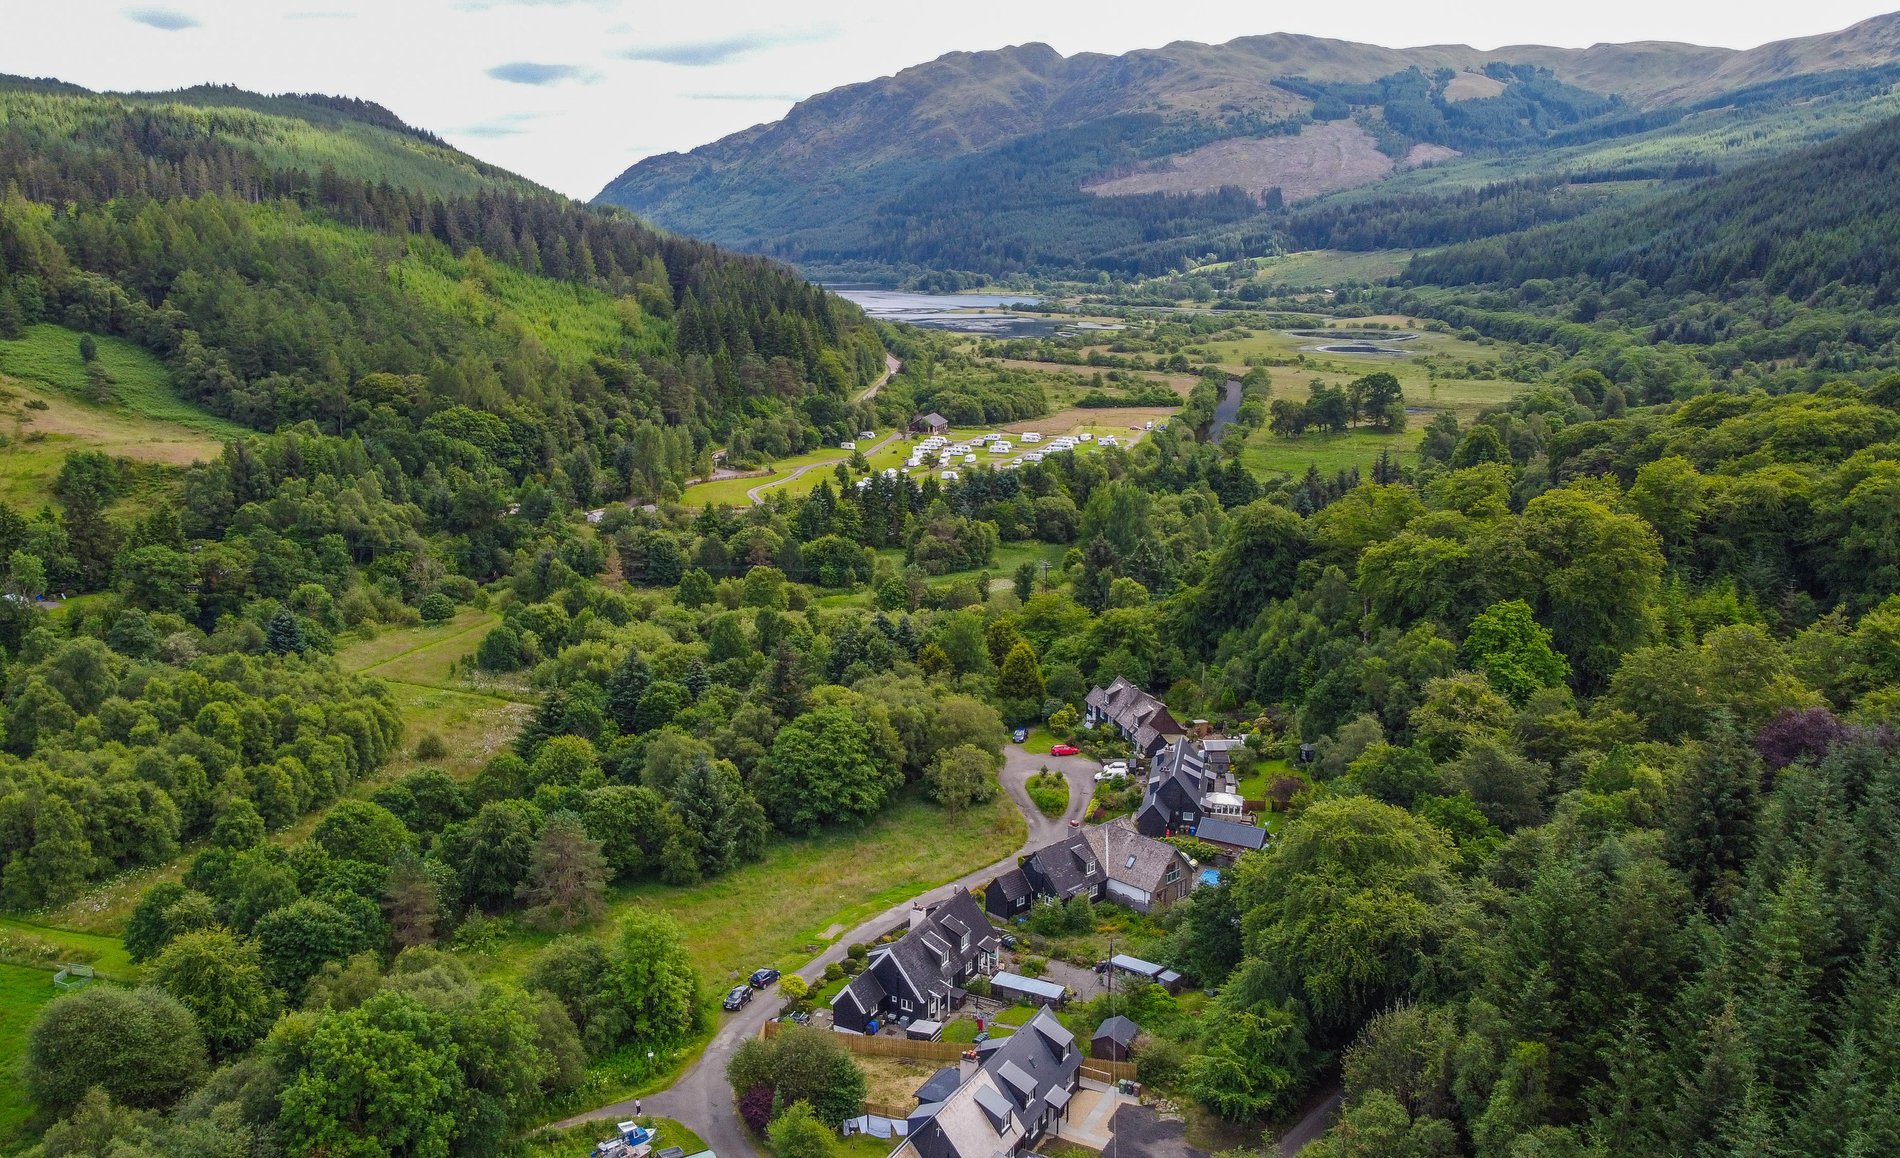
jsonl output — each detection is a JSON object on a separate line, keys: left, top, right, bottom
{"left": 1385, "top": 106, "right": 1900, "bottom": 372}
{"left": 0, "top": 77, "right": 886, "bottom": 502}
{"left": 595, "top": 14, "right": 1900, "bottom": 280}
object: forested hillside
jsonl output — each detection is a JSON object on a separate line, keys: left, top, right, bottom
{"left": 1385, "top": 110, "right": 1900, "bottom": 378}
{"left": 0, "top": 80, "right": 887, "bottom": 492}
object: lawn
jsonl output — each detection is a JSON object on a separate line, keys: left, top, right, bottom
{"left": 0, "top": 918, "right": 136, "bottom": 979}
{"left": 337, "top": 608, "right": 534, "bottom": 703}
{"left": 0, "top": 963, "right": 60, "bottom": 1147}
{"left": 477, "top": 790, "right": 1026, "bottom": 990}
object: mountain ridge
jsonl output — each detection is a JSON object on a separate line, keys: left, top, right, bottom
{"left": 595, "top": 13, "right": 1900, "bottom": 278}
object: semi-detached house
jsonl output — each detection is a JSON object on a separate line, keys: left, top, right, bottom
{"left": 832, "top": 891, "right": 999, "bottom": 1034}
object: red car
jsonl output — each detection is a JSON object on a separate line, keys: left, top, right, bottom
{"left": 1051, "top": 744, "right": 1080, "bottom": 756}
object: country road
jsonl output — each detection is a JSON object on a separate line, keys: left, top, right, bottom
{"left": 745, "top": 425, "right": 905, "bottom": 505}
{"left": 551, "top": 744, "right": 1100, "bottom": 1157}
{"left": 859, "top": 353, "right": 902, "bottom": 402}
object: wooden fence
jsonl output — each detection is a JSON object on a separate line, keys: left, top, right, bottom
{"left": 1081, "top": 1058, "right": 1138, "bottom": 1083}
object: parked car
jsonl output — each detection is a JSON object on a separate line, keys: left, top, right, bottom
{"left": 1001, "top": 934, "right": 1018, "bottom": 949}
{"left": 749, "top": 967, "right": 781, "bottom": 989}
{"left": 1095, "top": 762, "right": 1129, "bottom": 781}
{"left": 1012, "top": 727, "right": 1029, "bottom": 743}
{"left": 1051, "top": 744, "right": 1080, "bottom": 756}
{"left": 723, "top": 985, "right": 753, "bottom": 1011}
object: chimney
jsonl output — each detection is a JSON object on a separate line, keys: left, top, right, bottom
{"left": 960, "top": 1053, "right": 980, "bottom": 1085}
{"left": 910, "top": 902, "right": 927, "bottom": 931}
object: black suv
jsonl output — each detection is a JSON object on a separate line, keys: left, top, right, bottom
{"left": 723, "top": 985, "right": 753, "bottom": 1011}
{"left": 749, "top": 967, "right": 781, "bottom": 989}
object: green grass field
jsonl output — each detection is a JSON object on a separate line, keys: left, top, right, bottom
{"left": 1249, "top": 249, "right": 1419, "bottom": 287}
{"left": 0, "top": 963, "right": 60, "bottom": 1146}
{"left": 0, "top": 324, "right": 244, "bottom": 438}
{"left": 477, "top": 790, "right": 1024, "bottom": 991}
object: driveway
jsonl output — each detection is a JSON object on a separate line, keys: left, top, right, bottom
{"left": 551, "top": 742, "right": 1099, "bottom": 1156}
{"left": 1108, "top": 1103, "right": 1208, "bottom": 1158}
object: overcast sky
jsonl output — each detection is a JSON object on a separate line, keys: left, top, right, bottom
{"left": 6, "top": 1, "right": 1898, "bottom": 199}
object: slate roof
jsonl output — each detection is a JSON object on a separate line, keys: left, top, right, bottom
{"left": 836, "top": 891, "right": 999, "bottom": 1023}
{"left": 1094, "top": 1015, "right": 1140, "bottom": 1046}
{"left": 897, "top": 1008, "right": 1080, "bottom": 1158}
{"left": 1023, "top": 834, "right": 1102, "bottom": 899}
{"left": 989, "top": 868, "right": 1031, "bottom": 902}
{"left": 1194, "top": 817, "right": 1269, "bottom": 851}
{"left": 915, "top": 1066, "right": 964, "bottom": 1105}
{"left": 1085, "top": 677, "right": 1183, "bottom": 753}
{"left": 1083, "top": 824, "right": 1188, "bottom": 896}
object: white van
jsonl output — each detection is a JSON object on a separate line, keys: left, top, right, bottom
{"left": 941, "top": 470, "right": 959, "bottom": 481}
{"left": 1078, "top": 432, "right": 1094, "bottom": 442}
{"left": 840, "top": 441, "right": 857, "bottom": 450}
{"left": 1022, "top": 432, "right": 1043, "bottom": 443}
{"left": 858, "top": 430, "right": 876, "bottom": 439}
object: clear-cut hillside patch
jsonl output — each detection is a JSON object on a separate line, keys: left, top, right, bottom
{"left": 1083, "top": 121, "right": 1453, "bottom": 204}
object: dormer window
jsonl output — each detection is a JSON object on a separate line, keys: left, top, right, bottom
{"left": 1085, "top": 859, "right": 1096, "bottom": 874}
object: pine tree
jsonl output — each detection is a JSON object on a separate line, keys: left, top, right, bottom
{"left": 382, "top": 854, "right": 440, "bottom": 949}
{"left": 265, "top": 609, "right": 306, "bottom": 655}
{"left": 0, "top": 285, "right": 22, "bottom": 340}
{"left": 517, "top": 813, "right": 608, "bottom": 930}
{"left": 1667, "top": 717, "right": 1760, "bottom": 916}
{"left": 605, "top": 648, "right": 651, "bottom": 732}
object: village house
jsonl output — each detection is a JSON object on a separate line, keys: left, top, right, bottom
{"left": 985, "top": 825, "right": 1194, "bottom": 918}
{"left": 1134, "top": 736, "right": 1256, "bottom": 841}
{"left": 1083, "top": 677, "right": 1184, "bottom": 761}
{"left": 833, "top": 892, "right": 999, "bottom": 1034}
{"left": 891, "top": 1007, "right": 1081, "bottom": 1158}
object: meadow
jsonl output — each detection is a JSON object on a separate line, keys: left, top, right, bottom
{"left": 0, "top": 963, "right": 59, "bottom": 1147}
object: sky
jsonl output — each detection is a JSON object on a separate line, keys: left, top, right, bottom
{"left": 5, "top": 1, "right": 1899, "bottom": 199}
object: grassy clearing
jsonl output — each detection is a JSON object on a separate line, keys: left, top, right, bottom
{"left": 476, "top": 791, "right": 1025, "bottom": 991}
{"left": 336, "top": 610, "right": 535, "bottom": 704}
{"left": 520, "top": 1116, "right": 705, "bottom": 1158}
{"left": 0, "top": 963, "right": 59, "bottom": 1146}
{"left": 1249, "top": 248, "right": 1419, "bottom": 286}
{"left": 0, "top": 324, "right": 244, "bottom": 437}
{"left": 0, "top": 918, "right": 135, "bottom": 979}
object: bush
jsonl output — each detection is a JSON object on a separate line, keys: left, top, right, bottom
{"left": 1026, "top": 771, "right": 1068, "bottom": 818}
{"left": 823, "top": 962, "right": 845, "bottom": 982}
{"left": 846, "top": 943, "right": 868, "bottom": 961}
{"left": 27, "top": 986, "right": 208, "bottom": 1113}
{"left": 414, "top": 732, "right": 448, "bottom": 760}
{"left": 1019, "top": 956, "right": 1048, "bottom": 978}
{"left": 964, "top": 975, "right": 992, "bottom": 998}
{"left": 418, "top": 592, "right": 456, "bottom": 622}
